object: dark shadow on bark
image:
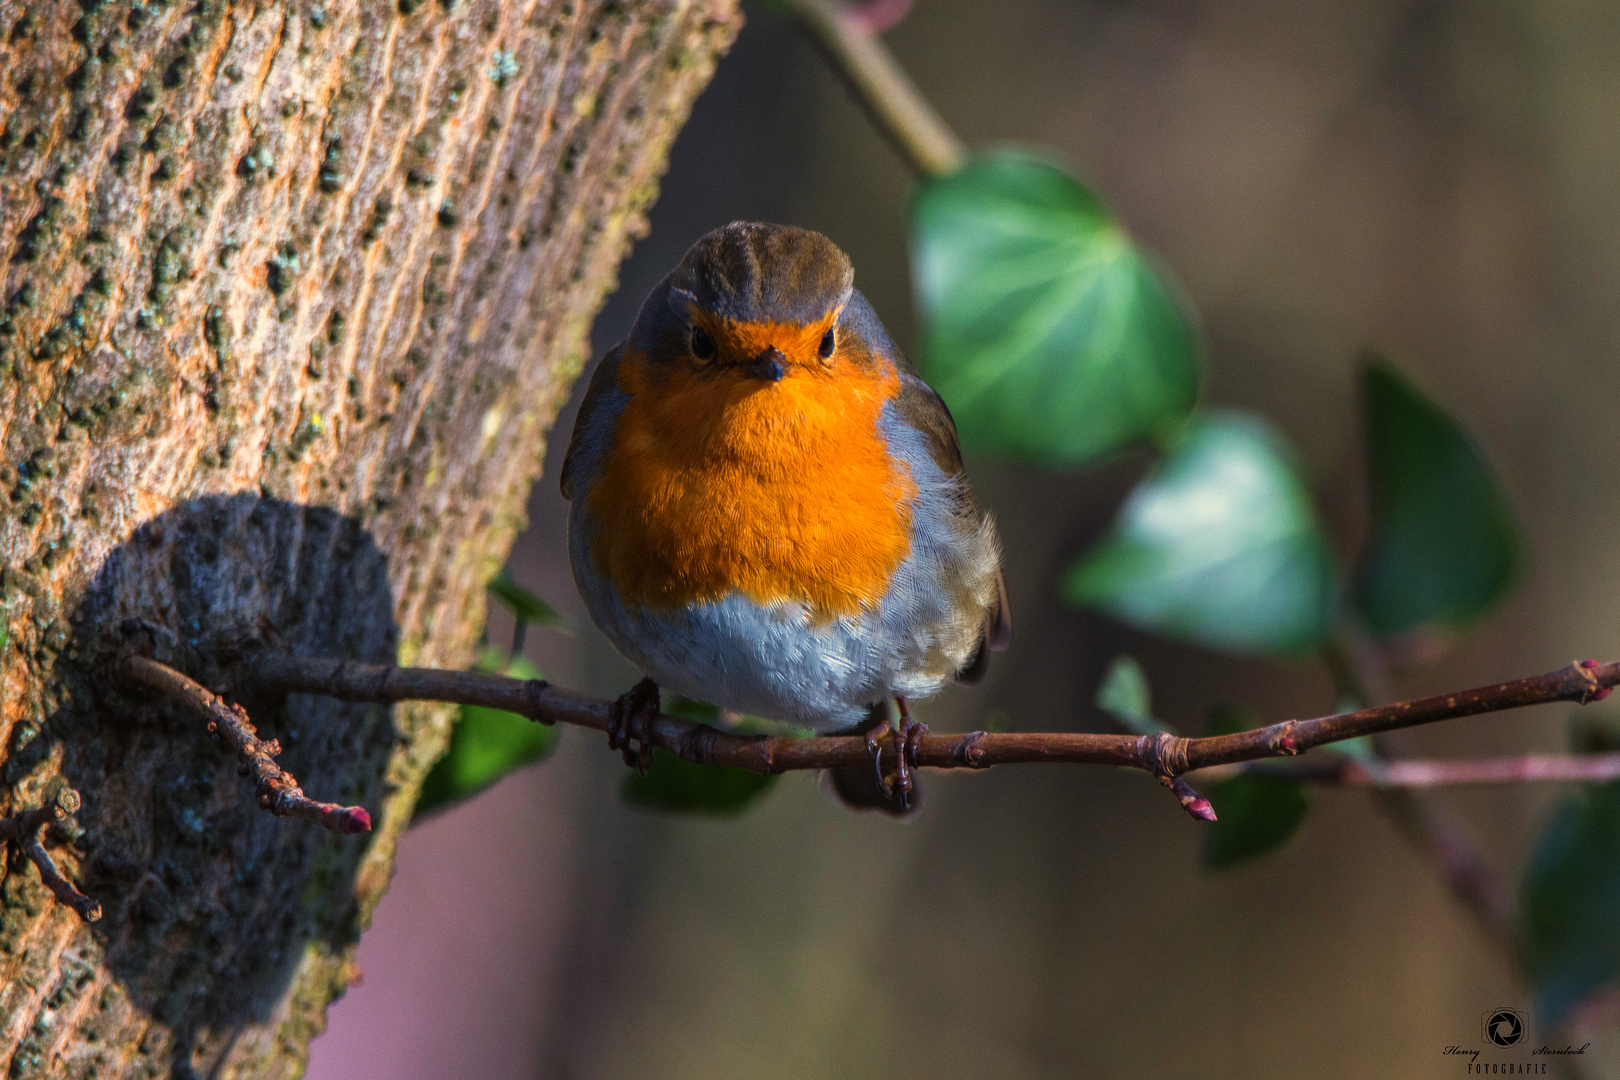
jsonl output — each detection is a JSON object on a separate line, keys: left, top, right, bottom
{"left": 26, "top": 495, "right": 399, "bottom": 1076}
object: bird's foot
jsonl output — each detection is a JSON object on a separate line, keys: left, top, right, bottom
{"left": 608, "top": 677, "right": 660, "bottom": 775}
{"left": 863, "top": 697, "right": 928, "bottom": 811}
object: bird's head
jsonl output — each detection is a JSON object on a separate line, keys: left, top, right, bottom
{"left": 631, "top": 222, "right": 890, "bottom": 383}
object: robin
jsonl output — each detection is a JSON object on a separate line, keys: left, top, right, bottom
{"left": 560, "top": 222, "right": 1010, "bottom": 812}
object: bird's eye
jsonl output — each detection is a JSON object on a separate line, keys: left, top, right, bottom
{"left": 690, "top": 326, "right": 717, "bottom": 362}
{"left": 818, "top": 327, "right": 836, "bottom": 359}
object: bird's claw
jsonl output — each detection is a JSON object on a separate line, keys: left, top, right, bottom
{"left": 608, "top": 677, "right": 659, "bottom": 776}
{"left": 865, "top": 723, "right": 888, "bottom": 789}
{"left": 863, "top": 698, "right": 928, "bottom": 810}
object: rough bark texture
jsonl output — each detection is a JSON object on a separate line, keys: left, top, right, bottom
{"left": 0, "top": 0, "right": 739, "bottom": 1072}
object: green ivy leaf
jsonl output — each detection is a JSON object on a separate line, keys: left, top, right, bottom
{"left": 413, "top": 652, "right": 559, "bottom": 820}
{"left": 619, "top": 695, "right": 779, "bottom": 814}
{"left": 1353, "top": 356, "right": 1521, "bottom": 638}
{"left": 1063, "top": 412, "right": 1334, "bottom": 655}
{"left": 620, "top": 752, "right": 778, "bottom": 816}
{"left": 1203, "top": 773, "right": 1311, "bottom": 869}
{"left": 488, "top": 569, "right": 562, "bottom": 625}
{"left": 1522, "top": 781, "right": 1620, "bottom": 1026}
{"left": 910, "top": 150, "right": 1200, "bottom": 466}
{"left": 665, "top": 696, "right": 721, "bottom": 724}
{"left": 1569, "top": 710, "right": 1620, "bottom": 755}
{"left": 1095, "top": 655, "right": 1165, "bottom": 737}
{"left": 1207, "top": 702, "right": 1258, "bottom": 737}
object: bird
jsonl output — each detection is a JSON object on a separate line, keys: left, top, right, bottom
{"left": 560, "top": 221, "right": 1009, "bottom": 813}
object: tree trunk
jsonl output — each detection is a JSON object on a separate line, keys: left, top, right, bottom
{"left": 0, "top": 0, "right": 738, "bottom": 1071}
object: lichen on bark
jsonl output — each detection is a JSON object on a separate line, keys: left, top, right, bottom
{"left": 0, "top": 0, "right": 740, "bottom": 1073}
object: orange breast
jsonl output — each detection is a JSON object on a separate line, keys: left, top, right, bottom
{"left": 585, "top": 350, "right": 916, "bottom": 621}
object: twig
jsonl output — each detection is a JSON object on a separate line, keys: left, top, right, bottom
{"left": 776, "top": 0, "right": 965, "bottom": 178}
{"left": 0, "top": 788, "right": 102, "bottom": 922}
{"left": 123, "top": 657, "right": 372, "bottom": 835}
{"left": 238, "top": 653, "right": 1620, "bottom": 822}
{"left": 1374, "top": 781, "right": 1518, "bottom": 950}
{"left": 1321, "top": 629, "right": 1521, "bottom": 952}
{"left": 1198, "top": 752, "right": 1620, "bottom": 787}
{"left": 843, "top": 0, "right": 914, "bottom": 35}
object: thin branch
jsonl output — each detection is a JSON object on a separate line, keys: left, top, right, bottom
{"left": 238, "top": 652, "right": 1620, "bottom": 822}
{"left": 1199, "top": 749, "right": 1620, "bottom": 950}
{"left": 1374, "top": 784, "right": 1519, "bottom": 950}
{"left": 123, "top": 657, "right": 372, "bottom": 835}
{"left": 1322, "top": 629, "right": 1520, "bottom": 953}
{"left": 1370, "top": 753, "right": 1620, "bottom": 785}
{"left": 843, "top": 0, "right": 914, "bottom": 35}
{"left": 1322, "top": 625, "right": 1397, "bottom": 710}
{"left": 1198, "top": 752, "right": 1620, "bottom": 787}
{"left": 776, "top": 0, "right": 965, "bottom": 178}
{"left": 0, "top": 788, "right": 102, "bottom": 922}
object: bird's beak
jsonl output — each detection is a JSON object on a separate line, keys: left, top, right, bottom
{"left": 743, "top": 346, "right": 787, "bottom": 382}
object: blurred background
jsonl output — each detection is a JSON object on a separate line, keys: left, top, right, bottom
{"left": 307, "top": 1, "right": 1620, "bottom": 1076}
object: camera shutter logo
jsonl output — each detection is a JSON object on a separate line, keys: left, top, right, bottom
{"left": 1483, "top": 1008, "right": 1525, "bottom": 1047}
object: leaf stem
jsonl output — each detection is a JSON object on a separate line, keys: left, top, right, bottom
{"left": 776, "top": 0, "right": 964, "bottom": 179}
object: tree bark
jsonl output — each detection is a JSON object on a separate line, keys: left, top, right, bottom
{"left": 0, "top": 0, "right": 738, "bottom": 1072}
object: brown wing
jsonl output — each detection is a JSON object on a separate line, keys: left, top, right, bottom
{"left": 559, "top": 342, "right": 626, "bottom": 501}
{"left": 892, "top": 373, "right": 1012, "bottom": 683}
